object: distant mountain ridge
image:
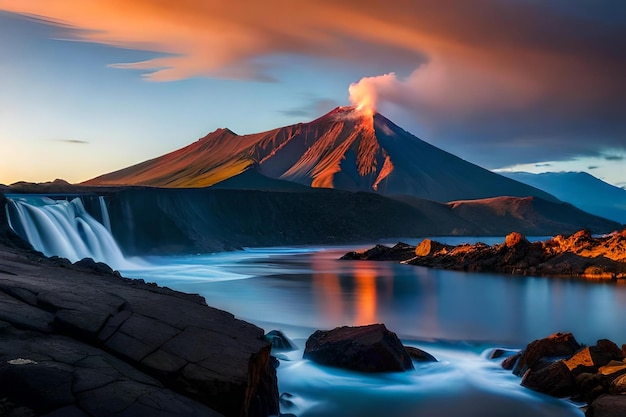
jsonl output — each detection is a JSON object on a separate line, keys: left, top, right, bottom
{"left": 84, "top": 107, "right": 557, "bottom": 203}
{"left": 502, "top": 172, "right": 626, "bottom": 224}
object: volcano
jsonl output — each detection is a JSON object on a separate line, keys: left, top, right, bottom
{"left": 84, "top": 107, "right": 556, "bottom": 202}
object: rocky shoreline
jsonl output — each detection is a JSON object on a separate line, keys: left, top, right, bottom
{"left": 0, "top": 213, "right": 279, "bottom": 417}
{"left": 342, "top": 229, "right": 626, "bottom": 280}
{"left": 500, "top": 332, "right": 626, "bottom": 416}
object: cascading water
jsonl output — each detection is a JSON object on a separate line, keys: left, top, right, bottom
{"left": 5, "top": 195, "right": 135, "bottom": 269}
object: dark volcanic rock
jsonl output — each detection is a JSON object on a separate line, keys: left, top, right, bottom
{"left": 340, "top": 242, "right": 416, "bottom": 261}
{"left": 303, "top": 324, "right": 415, "bottom": 372}
{"left": 521, "top": 360, "right": 577, "bottom": 397}
{"left": 348, "top": 229, "right": 626, "bottom": 280}
{"left": 265, "top": 330, "right": 298, "bottom": 351}
{"left": 0, "top": 327, "right": 223, "bottom": 417}
{"left": 512, "top": 332, "right": 581, "bottom": 377}
{"left": 586, "top": 394, "right": 626, "bottom": 417}
{"left": 0, "top": 243, "right": 279, "bottom": 417}
{"left": 504, "top": 334, "right": 626, "bottom": 416}
{"left": 404, "top": 346, "right": 437, "bottom": 362}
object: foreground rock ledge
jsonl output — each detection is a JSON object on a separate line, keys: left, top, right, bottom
{"left": 0, "top": 243, "right": 278, "bottom": 417}
{"left": 342, "top": 229, "right": 626, "bottom": 279}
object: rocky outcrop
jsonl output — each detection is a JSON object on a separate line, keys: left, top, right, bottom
{"left": 303, "top": 324, "right": 429, "bottom": 373}
{"left": 503, "top": 333, "right": 626, "bottom": 417}
{"left": 344, "top": 230, "right": 626, "bottom": 280}
{"left": 341, "top": 242, "right": 416, "bottom": 261}
{"left": 0, "top": 243, "right": 279, "bottom": 417}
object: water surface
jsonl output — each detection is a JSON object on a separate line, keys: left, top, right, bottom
{"left": 117, "top": 240, "right": 626, "bottom": 417}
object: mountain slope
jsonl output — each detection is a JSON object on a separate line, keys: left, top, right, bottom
{"left": 447, "top": 196, "right": 620, "bottom": 236}
{"left": 84, "top": 107, "right": 557, "bottom": 203}
{"left": 502, "top": 172, "right": 626, "bottom": 224}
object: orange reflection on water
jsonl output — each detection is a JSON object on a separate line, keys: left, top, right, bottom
{"left": 311, "top": 252, "right": 345, "bottom": 322}
{"left": 353, "top": 263, "right": 378, "bottom": 325}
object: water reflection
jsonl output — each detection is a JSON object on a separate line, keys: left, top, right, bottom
{"left": 125, "top": 245, "right": 626, "bottom": 345}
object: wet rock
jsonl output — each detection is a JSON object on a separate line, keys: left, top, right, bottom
{"left": 501, "top": 352, "right": 521, "bottom": 370}
{"left": 586, "top": 394, "right": 626, "bottom": 417}
{"left": 521, "top": 360, "right": 576, "bottom": 397}
{"left": 575, "top": 372, "right": 608, "bottom": 403}
{"left": 512, "top": 332, "right": 581, "bottom": 376}
{"left": 266, "top": 330, "right": 298, "bottom": 351}
{"left": 609, "top": 373, "right": 626, "bottom": 394}
{"left": 303, "top": 324, "right": 414, "bottom": 372}
{"left": 488, "top": 348, "right": 518, "bottom": 360}
{"left": 0, "top": 243, "right": 279, "bottom": 417}
{"left": 563, "top": 341, "right": 624, "bottom": 377}
{"left": 404, "top": 346, "right": 437, "bottom": 362}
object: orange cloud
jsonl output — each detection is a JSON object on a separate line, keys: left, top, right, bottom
{"left": 1, "top": 0, "right": 623, "bottom": 126}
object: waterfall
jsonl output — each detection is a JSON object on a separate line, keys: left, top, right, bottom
{"left": 99, "top": 196, "right": 112, "bottom": 233}
{"left": 5, "top": 195, "right": 134, "bottom": 269}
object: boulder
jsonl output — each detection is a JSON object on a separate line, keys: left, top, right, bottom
{"left": 501, "top": 352, "right": 521, "bottom": 370}
{"left": 610, "top": 374, "right": 626, "bottom": 395}
{"left": 404, "top": 346, "right": 437, "bottom": 362}
{"left": 521, "top": 360, "right": 576, "bottom": 397}
{"left": 512, "top": 332, "right": 581, "bottom": 376}
{"left": 265, "top": 330, "right": 298, "bottom": 351}
{"left": 563, "top": 341, "right": 624, "bottom": 377}
{"left": 586, "top": 394, "right": 626, "bottom": 417}
{"left": 303, "top": 324, "right": 414, "bottom": 372}
{"left": 414, "top": 239, "right": 450, "bottom": 257}
{"left": 505, "top": 232, "right": 527, "bottom": 248}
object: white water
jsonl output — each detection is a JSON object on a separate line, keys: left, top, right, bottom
{"left": 4, "top": 195, "right": 597, "bottom": 416}
{"left": 5, "top": 195, "right": 139, "bottom": 269}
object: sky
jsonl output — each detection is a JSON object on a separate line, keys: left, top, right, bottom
{"left": 1, "top": 0, "right": 625, "bottom": 188}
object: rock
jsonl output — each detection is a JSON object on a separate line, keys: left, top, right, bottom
{"left": 0, "top": 326, "right": 223, "bottom": 417}
{"left": 501, "top": 352, "right": 521, "bottom": 370}
{"left": 521, "top": 360, "right": 576, "bottom": 397}
{"left": 563, "top": 341, "right": 624, "bottom": 377}
{"left": 414, "top": 239, "right": 450, "bottom": 257}
{"left": 512, "top": 332, "right": 582, "bottom": 376}
{"left": 505, "top": 232, "right": 527, "bottom": 248}
{"left": 73, "top": 257, "right": 118, "bottom": 276}
{"left": 0, "top": 243, "right": 279, "bottom": 417}
{"left": 488, "top": 348, "right": 518, "bottom": 360}
{"left": 404, "top": 346, "right": 437, "bottom": 362}
{"left": 346, "top": 228, "right": 626, "bottom": 279}
{"left": 265, "top": 330, "right": 298, "bottom": 351}
{"left": 303, "top": 324, "right": 414, "bottom": 372}
{"left": 340, "top": 243, "right": 415, "bottom": 261}
{"left": 609, "top": 373, "right": 626, "bottom": 394}
{"left": 575, "top": 372, "right": 608, "bottom": 403}
{"left": 586, "top": 394, "right": 626, "bottom": 417}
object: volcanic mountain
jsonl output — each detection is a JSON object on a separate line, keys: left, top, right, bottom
{"left": 84, "top": 107, "right": 556, "bottom": 202}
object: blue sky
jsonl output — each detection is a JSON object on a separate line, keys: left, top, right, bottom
{"left": 1, "top": 1, "right": 624, "bottom": 187}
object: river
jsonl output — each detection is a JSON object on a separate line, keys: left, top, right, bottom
{"left": 114, "top": 240, "right": 625, "bottom": 416}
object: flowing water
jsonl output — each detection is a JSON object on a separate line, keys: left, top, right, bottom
{"left": 10, "top": 195, "right": 626, "bottom": 416}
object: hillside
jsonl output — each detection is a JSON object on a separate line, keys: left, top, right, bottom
{"left": 502, "top": 172, "right": 626, "bottom": 224}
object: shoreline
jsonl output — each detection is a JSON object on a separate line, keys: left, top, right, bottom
{"left": 0, "top": 241, "right": 279, "bottom": 417}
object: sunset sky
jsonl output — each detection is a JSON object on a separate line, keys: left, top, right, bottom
{"left": 1, "top": 1, "right": 625, "bottom": 187}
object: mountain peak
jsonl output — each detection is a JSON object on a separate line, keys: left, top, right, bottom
{"left": 83, "top": 107, "right": 558, "bottom": 203}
